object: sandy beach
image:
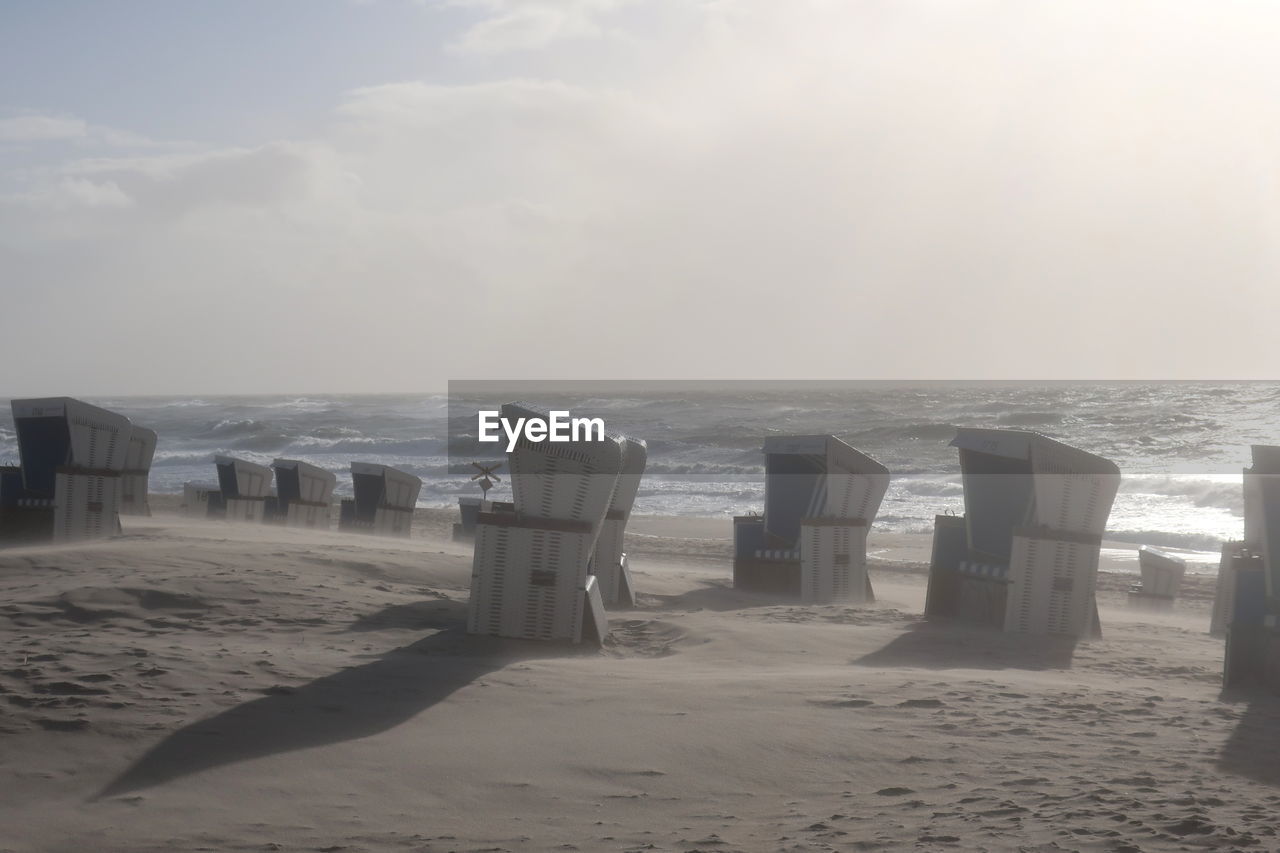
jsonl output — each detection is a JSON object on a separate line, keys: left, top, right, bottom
{"left": 0, "top": 506, "right": 1275, "bottom": 852}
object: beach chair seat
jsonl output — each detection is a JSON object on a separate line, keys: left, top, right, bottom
{"left": 467, "top": 512, "right": 604, "bottom": 643}
{"left": 800, "top": 518, "right": 870, "bottom": 604}
{"left": 1004, "top": 528, "right": 1102, "bottom": 638}
{"left": 0, "top": 466, "right": 54, "bottom": 543}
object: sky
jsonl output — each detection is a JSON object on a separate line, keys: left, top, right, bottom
{"left": 3, "top": 0, "right": 1280, "bottom": 394}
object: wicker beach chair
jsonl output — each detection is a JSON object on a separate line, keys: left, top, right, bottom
{"left": 924, "top": 428, "right": 1120, "bottom": 639}
{"left": 272, "top": 459, "right": 336, "bottom": 529}
{"left": 339, "top": 462, "right": 421, "bottom": 536}
{"left": 1128, "top": 546, "right": 1186, "bottom": 611}
{"left": 466, "top": 402, "right": 623, "bottom": 645}
{"left": 733, "top": 435, "right": 890, "bottom": 604}
{"left": 5, "top": 397, "right": 134, "bottom": 543}
{"left": 214, "top": 455, "right": 273, "bottom": 522}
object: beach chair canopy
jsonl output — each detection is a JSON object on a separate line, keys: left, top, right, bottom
{"left": 349, "top": 462, "right": 422, "bottom": 521}
{"left": 762, "top": 434, "right": 889, "bottom": 548}
{"left": 272, "top": 459, "right": 337, "bottom": 505}
{"left": 952, "top": 428, "right": 1119, "bottom": 564}
{"left": 214, "top": 455, "right": 273, "bottom": 499}
{"left": 504, "top": 401, "right": 625, "bottom": 524}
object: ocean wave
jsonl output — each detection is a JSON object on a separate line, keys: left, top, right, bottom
{"left": 256, "top": 397, "right": 338, "bottom": 411}
{"left": 201, "top": 418, "right": 272, "bottom": 437}
{"left": 152, "top": 451, "right": 222, "bottom": 467}
{"left": 644, "top": 463, "right": 761, "bottom": 476}
{"left": 1120, "top": 477, "right": 1243, "bottom": 514}
{"left": 994, "top": 411, "right": 1062, "bottom": 427}
{"left": 1105, "top": 529, "right": 1227, "bottom": 552}
{"left": 893, "top": 479, "right": 964, "bottom": 498}
{"left": 872, "top": 515, "right": 941, "bottom": 535}
{"left": 852, "top": 422, "right": 958, "bottom": 442}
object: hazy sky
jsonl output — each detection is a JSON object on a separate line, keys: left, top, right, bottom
{"left": 3, "top": 0, "right": 1280, "bottom": 394}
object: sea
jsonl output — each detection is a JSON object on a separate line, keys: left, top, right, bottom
{"left": 2, "top": 382, "right": 1275, "bottom": 572}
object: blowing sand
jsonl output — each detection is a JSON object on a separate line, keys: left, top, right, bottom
{"left": 2, "top": 509, "right": 1279, "bottom": 852}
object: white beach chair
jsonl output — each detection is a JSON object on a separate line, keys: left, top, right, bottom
{"left": 733, "top": 435, "right": 889, "bottom": 604}
{"left": 589, "top": 436, "right": 647, "bottom": 607}
{"left": 181, "top": 482, "right": 224, "bottom": 518}
{"left": 1128, "top": 546, "right": 1186, "bottom": 610}
{"left": 272, "top": 459, "right": 336, "bottom": 529}
{"left": 339, "top": 462, "right": 422, "bottom": 536}
{"left": 120, "top": 427, "right": 158, "bottom": 517}
{"left": 925, "top": 428, "right": 1120, "bottom": 639}
{"left": 1220, "top": 446, "right": 1280, "bottom": 687}
{"left": 214, "top": 455, "right": 273, "bottom": 522}
{"left": 7, "top": 397, "right": 134, "bottom": 543}
{"left": 1243, "top": 445, "right": 1280, "bottom": 606}
{"left": 467, "top": 402, "right": 623, "bottom": 645}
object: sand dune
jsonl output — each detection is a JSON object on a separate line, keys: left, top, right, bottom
{"left": 1, "top": 511, "right": 1278, "bottom": 852}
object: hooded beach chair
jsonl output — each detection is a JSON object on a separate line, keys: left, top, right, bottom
{"left": 271, "top": 459, "right": 336, "bottom": 529}
{"left": 1220, "top": 445, "right": 1280, "bottom": 687}
{"left": 4, "top": 397, "right": 134, "bottom": 543}
{"left": 181, "top": 481, "right": 225, "bottom": 519}
{"left": 733, "top": 435, "right": 890, "bottom": 603}
{"left": 338, "top": 462, "right": 421, "bottom": 536}
{"left": 1214, "top": 446, "right": 1280, "bottom": 636}
{"left": 924, "top": 428, "right": 1120, "bottom": 639}
{"left": 466, "top": 402, "right": 624, "bottom": 645}
{"left": 1128, "top": 546, "right": 1186, "bottom": 611}
{"left": 587, "top": 436, "right": 647, "bottom": 607}
{"left": 453, "top": 497, "right": 488, "bottom": 539}
{"left": 214, "top": 455, "right": 273, "bottom": 522}
{"left": 119, "top": 427, "right": 157, "bottom": 517}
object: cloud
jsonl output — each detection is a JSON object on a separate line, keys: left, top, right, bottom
{"left": 0, "top": 114, "right": 89, "bottom": 142}
{"left": 440, "top": 0, "right": 631, "bottom": 53}
{"left": 0, "top": 112, "right": 170, "bottom": 149}
{"left": 11, "top": 177, "right": 135, "bottom": 210}
{"left": 55, "top": 143, "right": 342, "bottom": 215}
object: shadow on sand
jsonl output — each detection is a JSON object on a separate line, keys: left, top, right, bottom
{"left": 1217, "top": 688, "right": 1280, "bottom": 787}
{"left": 852, "top": 619, "right": 1077, "bottom": 671}
{"left": 638, "top": 579, "right": 799, "bottom": 613}
{"left": 345, "top": 597, "right": 465, "bottom": 632}
{"left": 96, "top": 600, "right": 588, "bottom": 799}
